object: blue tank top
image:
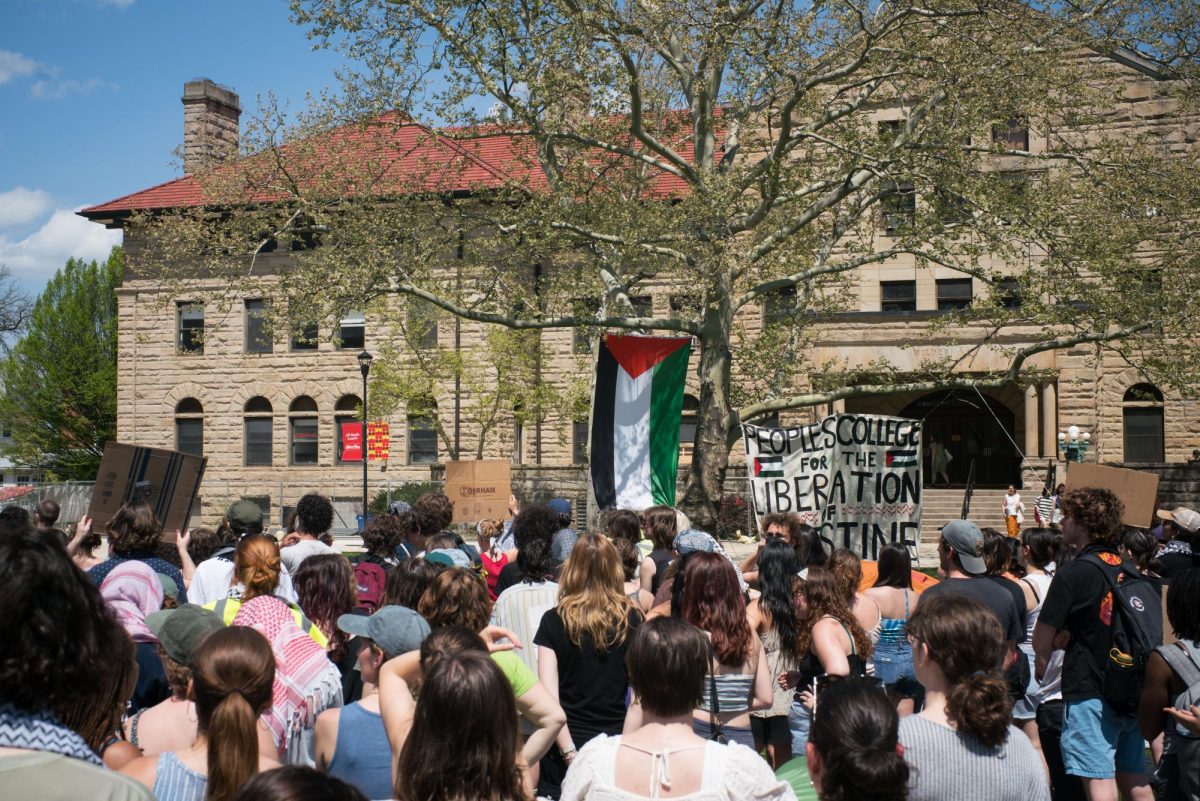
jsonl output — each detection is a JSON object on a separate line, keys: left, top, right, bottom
{"left": 327, "top": 702, "right": 393, "bottom": 800}
{"left": 152, "top": 751, "right": 207, "bottom": 801}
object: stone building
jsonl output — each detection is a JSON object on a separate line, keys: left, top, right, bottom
{"left": 80, "top": 65, "right": 1200, "bottom": 532}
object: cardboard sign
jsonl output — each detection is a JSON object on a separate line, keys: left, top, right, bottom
{"left": 743, "top": 414, "right": 922, "bottom": 560}
{"left": 341, "top": 422, "right": 364, "bottom": 461}
{"left": 443, "top": 459, "right": 511, "bottom": 524}
{"left": 88, "top": 442, "right": 207, "bottom": 540}
{"left": 1065, "top": 462, "right": 1159, "bottom": 528}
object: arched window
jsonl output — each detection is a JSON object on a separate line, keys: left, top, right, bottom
{"left": 335, "top": 394, "right": 363, "bottom": 464}
{"left": 1123, "top": 383, "right": 1164, "bottom": 463}
{"left": 244, "top": 397, "right": 273, "bottom": 466}
{"left": 679, "top": 394, "right": 700, "bottom": 458}
{"left": 289, "top": 396, "right": 319, "bottom": 465}
{"left": 408, "top": 403, "right": 438, "bottom": 465}
{"left": 174, "top": 398, "right": 203, "bottom": 457}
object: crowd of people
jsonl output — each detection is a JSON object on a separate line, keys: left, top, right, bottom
{"left": 1, "top": 485, "right": 1198, "bottom": 801}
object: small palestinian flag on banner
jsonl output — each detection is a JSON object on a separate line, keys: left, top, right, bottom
{"left": 886, "top": 450, "right": 918, "bottom": 468}
{"left": 754, "top": 455, "right": 785, "bottom": 478}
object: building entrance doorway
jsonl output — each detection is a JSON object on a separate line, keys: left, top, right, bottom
{"left": 900, "top": 391, "right": 1021, "bottom": 488}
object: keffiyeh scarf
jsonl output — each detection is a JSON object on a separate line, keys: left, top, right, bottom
{"left": 232, "top": 595, "right": 342, "bottom": 760}
{"left": 0, "top": 704, "right": 100, "bottom": 765}
{"left": 100, "top": 561, "right": 164, "bottom": 643}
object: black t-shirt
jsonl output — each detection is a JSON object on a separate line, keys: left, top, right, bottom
{"left": 649, "top": 549, "right": 674, "bottom": 595}
{"left": 984, "top": 575, "right": 1028, "bottom": 621}
{"left": 1159, "top": 550, "right": 1200, "bottom": 582}
{"left": 1038, "top": 544, "right": 1122, "bottom": 700}
{"left": 533, "top": 607, "right": 641, "bottom": 744}
{"left": 919, "top": 576, "right": 1024, "bottom": 644}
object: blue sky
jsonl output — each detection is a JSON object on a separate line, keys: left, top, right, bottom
{"left": 0, "top": 0, "right": 345, "bottom": 293}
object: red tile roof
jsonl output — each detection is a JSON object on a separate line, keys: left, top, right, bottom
{"left": 81, "top": 116, "right": 705, "bottom": 218}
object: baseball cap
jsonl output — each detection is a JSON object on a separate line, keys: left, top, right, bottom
{"left": 226, "top": 499, "right": 264, "bottom": 533}
{"left": 940, "top": 520, "right": 987, "bottom": 575}
{"left": 1156, "top": 507, "right": 1200, "bottom": 534}
{"left": 428, "top": 548, "right": 471, "bottom": 570}
{"left": 146, "top": 604, "right": 225, "bottom": 665}
{"left": 337, "top": 605, "right": 431, "bottom": 659}
{"left": 547, "top": 498, "right": 572, "bottom": 518}
{"left": 388, "top": 500, "right": 412, "bottom": 516}
{"left": 156, "top": 573, "right": 180, "bottom": 601}
{"left": 674, "top": 529, "right": 717, "bottom": 555}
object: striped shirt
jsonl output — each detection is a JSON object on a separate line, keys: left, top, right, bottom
{"left": 491, "top": 580, "right": 559, "bottom": 676}
{"left": 151, "top": 752, "right": 206, "bottom": 801}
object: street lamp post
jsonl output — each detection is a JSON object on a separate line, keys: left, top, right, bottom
{"left": 1057, "top": 424, "right": 1091, "bottom": 463}
{"left": 358, "top": 350, "right": 373, "bottom": 529}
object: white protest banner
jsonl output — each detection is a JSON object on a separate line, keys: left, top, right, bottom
{"left": 742, "top": 413, "right": 922, "bottom": 559}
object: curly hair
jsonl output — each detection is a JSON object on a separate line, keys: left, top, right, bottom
{"left": 361, "top": 515, "right": 404, "bottom": 559}
{"left": 642, "top": 506, "right": 678, "bottom": 551}
{"left": 556, "top": 534, "right": 640, "bottom": 652}
{"left": 0, "top": 532, "right": 129, "bottom": 711}
{"left": 809, "top": 677, "right": 908, "bottom": 801}
{"left": 418, "top": 568, "right": 492, "bottom": 632}
{"left": 797, "top": 567, "right": 872, "bottom": 659}
{"left": 1061, "top": 487, "right": 1124, "bottom": 544}
{"left": 412, "top": 492, "right": 454, "bottom": 537}
{"left": 1167, "top": 569, "right": 1200, "bottom": 641}
{"left": 680, "top": 552, "right": 752, "bottom": 666}
{"left": 107, "top": 501, "right": 162, "bottom": 553}
{"left": 383, "top": 557, "right": 441, "bottom": 609}
{"left": 828, "top": 549, "right": 864, "bottom": 605}
{"left": 295, "top": 493, "right": 334, "bottom": 536}
{"left": 906, "top": 594, "right": 1010, "bottom": 747}
{"left": 293, "top": 554, "right": 357, "bottom": 662}
{"left": 612, "top": 536, "right": 642, "bottom": 582}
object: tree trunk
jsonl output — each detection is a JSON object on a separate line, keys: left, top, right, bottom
{"left": 680, "top": 290, "right": 736, "bottom": 532}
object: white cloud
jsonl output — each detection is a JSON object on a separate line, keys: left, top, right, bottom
{"left": 30, "top": 77, "right": 118, "bottom": 100}
{"left": 0, "top": 208, "right": 122, "bottom": 290}
{"left": 0, "top": 51, "right": 39, "bottom": 85}
{"left": 0, "top": 188, "right": 54, "bottom": 229}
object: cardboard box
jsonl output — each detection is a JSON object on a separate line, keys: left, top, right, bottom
{"left": 1065, "top": 462, "right": 1159, "bottom": 528}
{"left": 88, "top": 442, "right": 207, "bottom": 540}
{"left": 443, "top": 460, "right": 511, "bottom": 524}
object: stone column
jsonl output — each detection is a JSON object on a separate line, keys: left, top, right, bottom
{"left": 1042, "top": 382, "right": 1058, "bottom": 460}
{"left": 1024, "top": 384, "right": 1040, "bottom": 457}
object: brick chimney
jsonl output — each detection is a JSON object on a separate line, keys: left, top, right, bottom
{"left": 182, "top": 79, "right": 240, "bottom": 174}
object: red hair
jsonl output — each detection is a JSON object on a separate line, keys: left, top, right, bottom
{"left": 679, "top": 552, "right": 752, "bottom": 666}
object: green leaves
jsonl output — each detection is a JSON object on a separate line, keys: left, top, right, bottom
{"left": 0, "top": 248, "right": 122, "bottom": 479}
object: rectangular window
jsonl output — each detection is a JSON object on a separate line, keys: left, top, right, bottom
{"left": 1124, "top": 409, "right": 1164, "bottom": 463}
{"left": 934, "top": 189, "right": 971, "bottom": 223}
{"left": 512, "top": 420, "right": 524, "bottom": 465}
{"left": 290, "top": 417, "right": 319, "bottom": 465}
{"left": 880, "top": 181, "right": 915, "bottom": 234}
{"left": 998, "top": 279, "right": 1023, "bottom": 309}
{"left": 629, "top": 295, "right": 653, "bottom": 317}
{"left": 177, "top": 302, "right": 204, "bottom": 354}
{"left": 936, "top": 279, "right": 973, "bottom": 311}
{"left": 245, "top": 418, "right": 273, "bottom": 466}
{"left": 291, "top": 319, "right": 319, "bottom": 351}
{"left": 408, "top": 303, "right": 438, "bottom": 349}
{"left": 880, "top": 280, "right": 917, "bottom": 313}
{"left": 338, "top": 311, "right": 365, "bottom": 350}
{"left": 992, "top": 117, "right": 1029, "bottom": 151}
{"left": 175, "top": 418, "right": 203, "bottom": 457}
{"left": 763, "top": 286, "right": 797, "bottom": 323}
{"left": 17, "top": 475, "right": 29, "bottom": 485}
{"left": 878, "top": 120, "right": 904, "bottom": 145}
{"left": 408, "top": 417, "right": 438, "bottom": 464}
{"left": 245, "top": 300, "right": 272, "bottom": 354}
{"left": 572, "top": 420, "right": 589, "bottom": 464}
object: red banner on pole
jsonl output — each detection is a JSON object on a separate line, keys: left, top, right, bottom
{"left": 341, "top": 422, "right": 364, "bottom": 461}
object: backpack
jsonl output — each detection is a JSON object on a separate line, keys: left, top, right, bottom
{"left": 353, "top": 560, "right": 388, "bottom": 613}
{"left": 1157, "top": 640, "right": 1200, "bottom": 738}
{"left": 1082, "top": 553, "right": 1164, "bottom": 717}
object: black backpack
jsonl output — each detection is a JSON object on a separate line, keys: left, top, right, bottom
{"left": 1082, "top": 553, "right": 1164, "bottom": 717}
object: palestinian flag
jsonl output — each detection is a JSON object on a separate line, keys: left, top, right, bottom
{"left": 591, "top": 335, "right": 692, "bottom": 509}
{"left": 886, "top": 450, "right": 918, "bottom": 467}
{"left": 753, "top": 456, "right": 784, "bottom": 478}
